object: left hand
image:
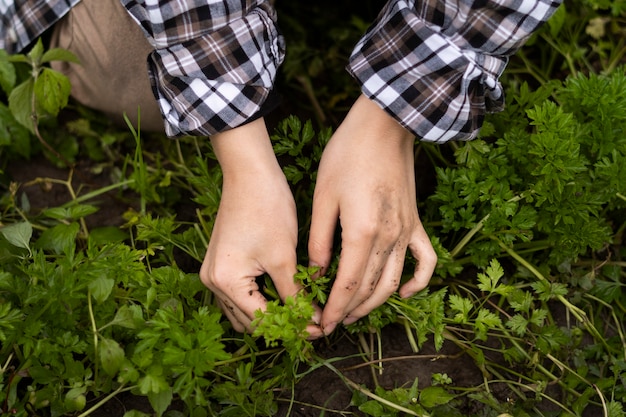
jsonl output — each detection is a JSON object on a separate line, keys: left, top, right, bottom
{"left": 200, "top": 118, "right": 323, "bottom": 338}
{"left": 308, "top": 95, "right": 437, "bottom": 335}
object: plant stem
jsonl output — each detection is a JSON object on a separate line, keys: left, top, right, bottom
{"left": 401, "top": 317, "right": 420, "bottom": 353}
{"left": 491, "top": 236, "right": 610, "bottom": 351}
{"left": 295, "top": 75, "right": 326, "bottom": 126}
{"left": 87, "top": 289, "right": 99, "bottom": 383}
{"left": 0, "top": 354, "right": 12, "bottom": 374}
{"left": 584, "top": 293, "right": 626, "bottom": 360}
{"left": 212, "top": 348, "right": 283, "bottom": 367}
{"left": 450, "top": 195, "right": 523, "bottom": 258}
{"left": 334, "top": 370, "right": 425, "bottom": 416}
{"left": 593, "top": 384, "right": 609, "bottom": 417}
{"left": 60, "top": 179, "right": 135, "bottom": 207}
{"left": 450, "top": 214, "right": 489, "bottom": 259}
{"left": 340, "top": 352, "right": 464, "bottom": 372}
{"left": 75, "top": 384, "right": 133, "bottom": 417}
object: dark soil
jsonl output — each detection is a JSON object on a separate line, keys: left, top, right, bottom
{"left": 276, "top": 325, "right": 483, "bottom": 416}
{"left": 6, "top": 154, "right": 484, "bottom": 416}
{"left": 6, "top": 149, "right": 582, "bottom": 417}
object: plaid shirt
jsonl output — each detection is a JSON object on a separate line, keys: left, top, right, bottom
{"left": 1, "top": 0, "right": 561, "bottom": 141}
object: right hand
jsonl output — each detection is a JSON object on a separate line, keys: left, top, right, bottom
{"left": 308, "top": 95, "right": 437, "bottom": 335}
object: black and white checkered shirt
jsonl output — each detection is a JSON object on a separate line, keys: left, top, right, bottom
{"left": 1, "top": 0, "right": 561, "bottom": 141}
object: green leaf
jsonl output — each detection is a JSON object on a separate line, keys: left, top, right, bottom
{"left": 529, "top": 308, "right": 548, "bottom": 327}
{"left": 35, "top": 222, "right": 79, "bottom": 255}
{"left": 89, "top": 226, "right": 129, "bottom": 245}
{"left": 44, "top": 204, "right": 99, "bottom": 220}
{"left": 547, "top": 3, "right": 566, "bottom": 38}
{"left": 28, "top": 365, "right": 57, "bottom": 384}
{"left": 109, "top": 304, "right": 143, "bottom": 329}
{"left": 118, "top": 359, "right": 140, "bottom": 384}
{"left": 358, "top": 400, "right": 386, "bottom": 416}
{"left": 475, "top": 308, "right": 502, "bottom": 340}
{"left": 27, "top": 38, "right": 45, "bottom": 63}
{"left": 590, "top": 278, "right": 624, "bottom": 303}
{"left": 607, "top": 401, "right": 624, "bottom": 417}
{"left": 419, "top": 386, "right": 455, "bottom": 408}
{"left": 448, "top": 294, "right": 472, "bottom": 323}
{"left": 8, "top": 79, "right": 35, "bottom": 132}
{"left": 139, "top": 369, "right": 170, "bottom": 395}
{"left": 252, "top": 294, "right": 315, "bottom": 362}
{"left": 99, "top": 337, "right": 125, "bottom": 376}
{"left": 0, "top": 103, "right": 31, "bottom": 156}
{"left": 0, "top": 222, "right": 33, "bottom": 253}
{"left": 123, "top": 411, "right": 151, "bottom": 417}
{"left": 41, "top": 48, "right": 80, "bottom": 64}
{"left": 506, "top": 314, "right": 529, "bottom": 336}
{"left": 34, "top": 68, "right": 71, "bottom": 116}
{"left": 7, "top": 54, "right": 29, "bottom": 64}
{"left": 64, "top": 386, "right": 87, "bottom": 412}
{"left": 477, "top": 259, "right": 509, "bottom": 295}
{"left": 148, "top": 387, "right": 173, "bottom": 417}
{"left": 89, "top": 275, "right": 115, "bottom": 303}
{"left": 0, "top": 50, "right": 16, "bottom": 94}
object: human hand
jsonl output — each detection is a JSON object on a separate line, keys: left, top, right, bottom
{"left": 200, "top": 118, "right": 323, "bottom": 338}
{"left": 308, "top": 95, "right": 437, "bottom": 335}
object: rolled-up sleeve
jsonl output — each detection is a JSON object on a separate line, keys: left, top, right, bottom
{"left": 122, "top": 0, "right": 284, "bottom": 137}
{"left": 347, "top": 0, "right": 562, "bottom": 143}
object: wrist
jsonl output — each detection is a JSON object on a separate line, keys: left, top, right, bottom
{"left": 210, "top": 118, "right": 284, "bottom": 182}
{"left": 336, "top": 95, "right": 415, "bottom": 162}
{"left": 357, "top": 94, "right": 414, "bottom": 138}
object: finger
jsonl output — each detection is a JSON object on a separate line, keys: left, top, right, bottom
{"left": 265, "top": 251, "right": 302, "bottom": 302}
{"left": 306, "top": 322, "right": 325, "bottom": 340}
{"left": 399, "top": 223, "right": 437, "bottom": 298}
{"left": 343, "top": 240, "right": 406, "bottom": 325}
{"left": 308, "top": 188, "right": 339, "bottom": 275}
{"left": 217, "top": 298, "right": 248, "bottom": 333}
{"left": 201, "top": 261, "right": 262, "bottom": 332}
{"left": 320, "top": 239, "right": 384, "bottom": 334}
{"left": 206, "top": 265, "right": 269, "bottom": 329}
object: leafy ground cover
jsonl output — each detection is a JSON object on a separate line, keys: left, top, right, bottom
{"left": 1, "top": 0, "right": 626, "bottom": 416}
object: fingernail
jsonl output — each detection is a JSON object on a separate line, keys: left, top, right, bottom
{"left": 400, "top": 290, "right": 415, "bottom": 299}
{"left": 322, "top": 321, "right": 337, "bottom": 335}
{"left": 312, "top": 309, "right": 322, "bottom": 325}
{"left": 306, "top": 325, "right": 324, "bottom": 340}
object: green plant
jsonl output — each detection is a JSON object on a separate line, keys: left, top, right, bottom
{"left": 2, "top": 1, "right": 626, "bottom": 415}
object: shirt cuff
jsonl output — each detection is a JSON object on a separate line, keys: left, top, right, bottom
{"left": 131, "top": 1, "right": 284, "bottom": 137}
{"left": 346, "top": 0, "right": 562, "bottom": 143}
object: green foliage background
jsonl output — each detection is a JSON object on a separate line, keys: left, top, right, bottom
{"left": 1, "top": 0, "right": 626, "bottom": 416}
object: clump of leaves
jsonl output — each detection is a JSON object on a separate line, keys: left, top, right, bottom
{"left": 431, "top": 68, "right": 626, "bottom": 271}
{"left": 1, "top": 38, "right": 77, "bottom": 133}
{"left": 252, "top": 294, "right": 316, "bottom": 363}
{"left": 0, "top": 38, "right": 79, "bottom": 166}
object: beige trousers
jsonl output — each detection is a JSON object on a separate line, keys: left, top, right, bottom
{"left": 50, "top": 0, "right": 164, "bottom": 131}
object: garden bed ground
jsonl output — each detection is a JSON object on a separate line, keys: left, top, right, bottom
{"left": 7, "top": 151, "right": 485, "bottom": 416}
{"left": 7, "top": 154, "right": 590, "bottom": 417}
{"left": 9, "top": 151, "right": 479, "bottom": 416}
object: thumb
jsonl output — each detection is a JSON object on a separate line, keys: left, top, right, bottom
{"left": 399, "top": 223, "right": 437, "bottom": 298}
